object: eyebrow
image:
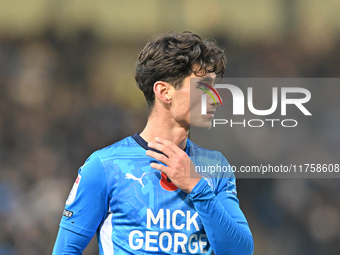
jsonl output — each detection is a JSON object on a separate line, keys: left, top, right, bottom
{"left": 198, "top": 77, "right": 215, "bottom": 83}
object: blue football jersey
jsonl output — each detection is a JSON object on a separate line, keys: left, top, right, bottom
{"left": 58, "top": 134, "right": 251, "bottom": 254}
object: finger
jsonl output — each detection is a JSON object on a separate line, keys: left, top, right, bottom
{"left": 146, "top": 150, "right": 172, "bottom": 166}
{"left": 147, "top": 141, "right": 176, "bottom": 159}
{"left": 155, "top": 137, "right": 181, "bottom": 150}
{"left": 150, "top": 162, "right": 169, "bottom": 175}
{"left": 155, "top": 137, "right": 186, "bottom": 156}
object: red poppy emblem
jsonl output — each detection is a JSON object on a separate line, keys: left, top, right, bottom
{"left": 160, "top": 172, "right": 178, "bottom": 191}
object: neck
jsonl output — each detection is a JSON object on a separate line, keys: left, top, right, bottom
{"left": 139, "top": 108, "right": 188, "bottom": 150}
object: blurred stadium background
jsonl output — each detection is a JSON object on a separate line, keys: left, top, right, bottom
{"left": 0, "top": 0, "right": 340, "bottom": 254}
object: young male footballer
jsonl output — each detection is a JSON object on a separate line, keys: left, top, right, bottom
{"left": 52, "top": 31, "right": 254, "bottom": 254}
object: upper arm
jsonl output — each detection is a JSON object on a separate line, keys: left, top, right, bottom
{"left": 215, "top": 154, "right": 251, "bottom": 226}
{"left": 59, "top": 152, "right": 109, "bottom": 237}
{"left": 216, "top": 178, "right": 249, "bottom": 225}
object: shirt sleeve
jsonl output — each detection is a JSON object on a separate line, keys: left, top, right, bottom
{"left": 54, "top": 152, "right": 109, "bottom": 252}
{"left": 52, "top": 227, "right": 92, "bottom": 255}
{"left": 189, "top": 156, "right": 254, "bottom": 255}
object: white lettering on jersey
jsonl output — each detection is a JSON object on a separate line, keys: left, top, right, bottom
{"left": 187, "top": 211, "right": 199, "bottom": 231}
{"left": 136, "top": 209, "right": 206, "bottom": 253}
{"left": 188, "top": 234, "right": 198, "bottom": 253}
{"left": 172, "top": 210, "right": 185, "bottom": 230}
{"left": 147, "top": 208, "right": 164, "bottom": 229}
{"left": 159, "top": 232, "right": 172, "bottom": 252}
{"left": 129, "top": 230, "right": 143, "bottom": 250}
{"left": 147, "top": 209, "right": 199, "bottom": 231}
{"left": 166, "top": 209, "right": 171, "bottom": 229}
{"left": 128, "top": 231, "right": 208, "bottom": 253}
{"left": 125, "top": 173, "right": 146, "bottom": 187}
{"left": 174, "top": 232, "right": 188, "bottom": 253}
{"left": 145, "top": 231, "right": 158, "bottom": 251}
{"left": 199, "top": 234, "right": 208, "bottom": 253}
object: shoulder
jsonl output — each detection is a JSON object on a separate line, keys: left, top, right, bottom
{"left": 188, "top": 139, "right": 226, "bottom": 162}
{"left": 93, "top": 136, "right": 141, "bottom": 161}
{"left": 80, "top": 136, "right": 140, "bottom": 172}
{"left": 77, "top": 136, "right": 142, "bottom": 184}
{"left": 188, "top": 139, "right": 235, "bottom": 181}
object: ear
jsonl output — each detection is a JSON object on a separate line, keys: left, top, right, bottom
{"left": 153, "top": 81, "right": 173, "bottom": 104}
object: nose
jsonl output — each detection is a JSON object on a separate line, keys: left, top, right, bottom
{"left": 197, "top": 81, "right": 222, "bottom": 107}
{"left": 207, "top": 89, "right": 222, "bottom": 107}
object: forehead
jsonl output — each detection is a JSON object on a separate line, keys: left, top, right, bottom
{"left": 191, "top": 64, "right": 217, "bottom": 80}
{"left": 187, "top": 71, "right": 216, "bottom": 86}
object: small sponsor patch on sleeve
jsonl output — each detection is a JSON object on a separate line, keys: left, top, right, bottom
{"left": 226, "top": 180, "right": 237, "bottom": 196}
{"left": 66, "top": 174, "right": 81, "bottom": 205}
{"left": 63, "top": 209, "right": 74, "bottom": 218}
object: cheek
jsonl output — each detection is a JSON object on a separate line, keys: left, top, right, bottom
{"left": 181, "top": 99, "right": 191, "bottom": 116}
{"left": 190, "top": 93, "right": 202, "bottom": 113}
{"left": 172, "top": 96, "right": 189, "bottom": 118}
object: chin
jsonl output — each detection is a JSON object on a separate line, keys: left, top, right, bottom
{"left": 190, "top": 121, "right": 213, "bottom": 129}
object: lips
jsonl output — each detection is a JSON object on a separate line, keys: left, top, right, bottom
{"left": 206, "top": 110, "right": 215, "bottom": 116}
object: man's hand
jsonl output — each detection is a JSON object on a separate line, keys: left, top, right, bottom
{"left": 146, "top": 137, "right": 201, "bottom": 193}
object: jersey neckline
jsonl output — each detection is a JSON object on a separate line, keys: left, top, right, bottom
{"left": 131, "top": 133, "right": 190, "bottom": 155}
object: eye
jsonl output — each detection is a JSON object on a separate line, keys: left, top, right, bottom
{"left": 197, "top": 87, "right": 207, "bottom": 94}
{"left": 196, "top": 82, "right": 206, "bottom": 90}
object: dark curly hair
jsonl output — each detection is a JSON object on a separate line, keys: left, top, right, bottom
{"left": 135, "top": 31, "right": 226, "bottom": 111}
